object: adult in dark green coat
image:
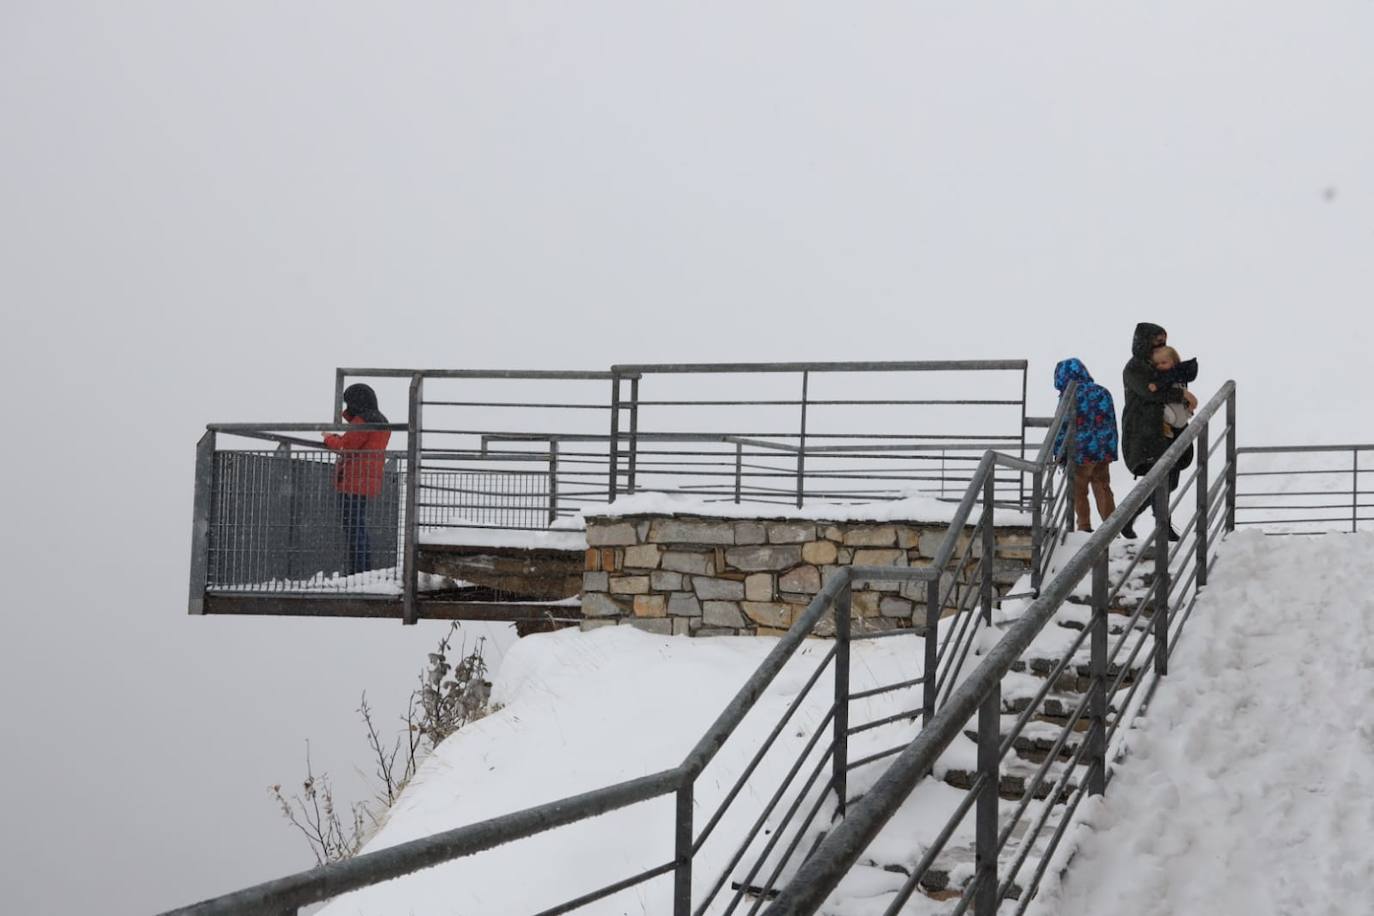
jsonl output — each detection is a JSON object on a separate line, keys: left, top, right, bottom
{"left": 1121, "top": 322, "right": 1197, "bottom": 538}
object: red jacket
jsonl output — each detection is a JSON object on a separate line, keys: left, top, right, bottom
{"left": 324, "top": 416, "right": 392, "bottom": 497}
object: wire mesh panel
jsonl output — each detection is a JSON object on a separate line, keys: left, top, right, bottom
{"left": 206, "top": 448, "right": 404, "bottom": 593}
{"left": 1236, "top": 445, "right": 1373, "bottom": 534}
{"left": 416, "top": 467, "right": 551, "bottom": 531}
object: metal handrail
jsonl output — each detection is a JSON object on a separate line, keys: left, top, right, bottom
{"left": 172, "top": 373, "right": 1076, "bottom": 915}
{"left": 1235, "top": 443, "right": 1372, "bottom": 533}
{"left": 767, "top": 381, "right": 1238, "bottom": 914}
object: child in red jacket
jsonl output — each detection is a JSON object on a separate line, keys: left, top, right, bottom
{"left": 323, "top": 383, "right": 392, "bottom": 575}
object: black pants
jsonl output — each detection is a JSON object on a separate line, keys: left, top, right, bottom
{"left": 1128, "top": 462, "right": 1182, "bottom": 529}
{"left": 338, "top": 493, "right": 371, "bottom": 576}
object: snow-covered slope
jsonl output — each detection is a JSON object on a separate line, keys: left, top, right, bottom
{"left": 1034, "top": 531, "right": 1374, "bottom": 916}
{"left": 318, "top": 625, "right": 930, "bottom": 915}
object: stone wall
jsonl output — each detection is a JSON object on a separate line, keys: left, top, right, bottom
{"left": 581, "top": 514, "right": 1032, "bottom": 637}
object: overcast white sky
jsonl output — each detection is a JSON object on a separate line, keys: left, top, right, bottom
{"left": 3, "top": 3, "right": 1372, "bottom": 913}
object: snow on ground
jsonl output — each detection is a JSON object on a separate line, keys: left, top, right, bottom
{"left": 228, "top": 568, "right": 462, "bottom": 595}
{"left": 418, "top": 524, "right": 588, "bottom": 551}
{"left": 1031, "top": 530, "right": 1374, "bottom": 916}
{"left": 318, "top": 626, "right": 929, "bottom": 916}
{"left": 585, "top": 492, "right": 1032, "bottom": 527}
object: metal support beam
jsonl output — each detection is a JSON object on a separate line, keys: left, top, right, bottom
{"left": 608, "top": 374, "right": 622, "bottom": 503}
{"left": 1089, "top": 552, "right": 1108, "bottom": 795}
{"left": 832, "top": 582, "right": 852, "bottom": 818}
{"left": 627, "top": 376, "right": 640, "bottom": 495}
{"left": 923, "top": 576, "right": 939, "bottom": 726}
{"left": 981, "top": 475, "right": 996, "bottom": 626}
{"left": 548, "top": 440, "right": 560, "bottom": 525}
{"left": 1225, "top": 390, "right": 1238, "bottom": 532}
{"left": 188, "top": 430, "right": 216, "bottom": 614}
{"left": 674, "top": 783, "right": 693, "bottom": 916}
{"left": 796, "top": 370, "right": 809, "bottom": 509}
{"left": 402, "top": 374, "right": 423, "bottom": 626}
{"left": 1153, "top": 481, "right": 1170, "bottom": 676}
{"left": 1196, "top": 420, "right": 1210, "bottom": 589}
{"left": 974, "top": 681, "right": 1001, "bottom": 916}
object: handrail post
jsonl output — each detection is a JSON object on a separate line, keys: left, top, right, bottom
{"left": 1352, "top": 449, "right": 1360, "bottom": 534}
{"left": 402, "top": 374, "right": 423, "bottom": 626}
{"left": 1153, "top": 481, "right": 1170, "bottom": 675}
{"left": 1225, "top": 389, "right": 1238, "bottom": 532}
{"left": 923, "top": 575, "right": 939, "bottom": 725}
{"left": 734, "top": 441, "right": 743, "bottom": 504}
{"left": 1018, "top": 364, "right": 1028, "bottom": 506}
{"left": 333, "top": 368, "right": 345, "bottom": 420}
{"left": 832, "top": 579, "right": 852, "bottom": 818}
{"left": 628, "top": 376, "right": 640, "bottom": 495}
{"left": 1196, "top": 420, "right": 1210, "bottom": 589}
{"left": 1063, "top": 398, "right": 1077, "bottom": 540}
{"left": 796, "top": 370, "right": 809, "bottom": 509}
{"left": 674, "top": 781, "right": 693, "bottom": 916}
{"left": 188, "top": 430, "right": 216, "bottom": 614}
{"left": 1029, "top": 468, "right": 1044, "bottom": 594}
{"left": 981, "top": 475, "right": 995, "bottom": 626}
{"left": 1088, "top": 551, "right": 1108, "bottom": 795}
{"left": 548, "top": 440, "right": 560, "bottom": 526}
{"left": 608, "top": 373, "right": 622, "bottom": 503}
{"left": 974, "top": 679, "right": 1001, "bottom": 916}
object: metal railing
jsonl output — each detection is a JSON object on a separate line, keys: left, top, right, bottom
{"left": 1235, "top": 443, "right": 1373, "bottom": 533}
{"left": 166, "top": 381, "right": 1081, "bottom": 915}
{"left": 769, "top": 381, "right": 1238, "bottom": 914}
{"left": 190, "top": 362, "right": 1038, "bottom": 614}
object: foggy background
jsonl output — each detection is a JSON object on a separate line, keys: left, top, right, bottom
{"left": 3, "top": 2, "right": 1370, "bottom": 913}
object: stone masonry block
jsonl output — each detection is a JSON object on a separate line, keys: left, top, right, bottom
{"left": 767, "top": 523, "right": 815, "bottom": 544}
{"left": 623, "top": 544, "right": 662, "bottom": 569}
{"left": 585, "top": 548, "right": 602, "bottom": 571}
{"left": 650, "top": 519, "right": 735, "bottom": 545}
{"left": 844, "top": 526, "right": 897, "bottom": 547}
{"left": 633, "top": 595, "right": 667, "bottom": 617}
{"left": 801, "top": 540, "right": 838, "bottom": 565}
{"left": 735, "top": 522, "right": 767, "bottom": 545}
{"left": 779, "top": 565, "right": 821, "bottom": 594}
{"left": 587, "top": 522, "right": 638, "bottom": 546}
{"left": 896, "top": 527, "right": 921, "bottom": 550}
{"left": 745, "top": 573, "right": 774, "bottom": 602}
{"left": 725, "top": 545, "right": 803, "bottom": 571}
{"left": 582, "top": 593, "right": 627, "bottom": 618}
{"left": 852, "top": 592, "right": 881, "bottom": 617}
{"left": 693, "top": 577, "right": 746, "bottom": 601}
{"left": 651, "top": 571, "right": 684, "bottom": 591}
{"left": 582, "top": 571, "right": 609, "bottom": 592}
{"left": 703, "top": 601, "right": 747, "bottom": 628}
{"left": 624, "top": 617, "right": 673, "bottom": 635}
{"left": 662, "top": 551, "right": 715, "bottom": 576}
{"left": 880, "top": 596, "right": 914, "bottom": 618}
{"left": 668, "top": 592, "right": 702, "bottom": 616}
{"left": 742, "top": 601, "right": 791, "bottom": 628}
{"left": 610, "top": 576, "right": 650, "bottom": 595}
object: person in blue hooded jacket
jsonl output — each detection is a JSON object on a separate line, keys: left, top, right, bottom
{"left": 1053, "top": 358, "right": 1120, "bottom": 532}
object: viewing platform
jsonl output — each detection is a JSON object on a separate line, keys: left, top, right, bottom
{"left": 189, "top": 361, "right": 1054, "bottom": 628}
{"left": 189, "top": 362, "right": 1370, "bottom": 632}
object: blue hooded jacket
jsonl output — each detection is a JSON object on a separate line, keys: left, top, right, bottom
{"left": 1053, "top": 358, "right": 1119, "bottom": 464}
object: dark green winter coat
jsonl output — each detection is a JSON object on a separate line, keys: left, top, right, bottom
{"left": 1121, "top": 322, "right": 1190, "bottom": 474}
